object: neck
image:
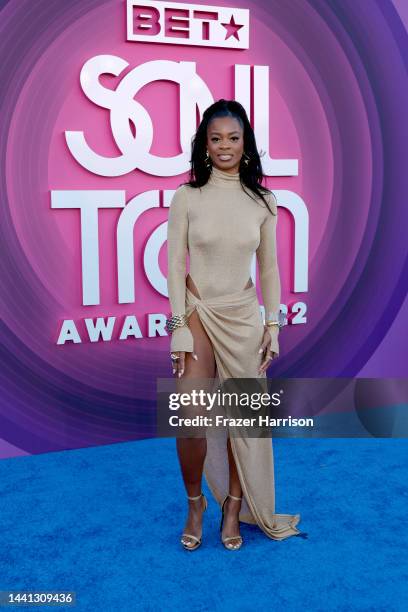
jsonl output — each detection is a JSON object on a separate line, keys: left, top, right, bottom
{"left": 207, "top": 164, "right": 241, "bottom": 188}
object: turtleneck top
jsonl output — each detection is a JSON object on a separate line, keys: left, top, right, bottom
{"left": 167, "top": 164, "right": 280, "bottom": 354}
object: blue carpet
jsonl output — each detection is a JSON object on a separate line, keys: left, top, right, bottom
{"left": 0, "top": 438, "right": 407, "bottom": 611}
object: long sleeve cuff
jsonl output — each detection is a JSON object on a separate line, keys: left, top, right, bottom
{"left": 170, "top": 326, "right": 194, "bottom": 353}
{"left": 265, "top": 326, "right": 280, "bottom": 355}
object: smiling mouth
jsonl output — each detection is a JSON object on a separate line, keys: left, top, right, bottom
{"left": 218, "top": 155, "right": 233, "bottom": 160}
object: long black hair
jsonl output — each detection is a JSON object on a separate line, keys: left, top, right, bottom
{"left": 181, "top": 99, "right": 276, "bottom": 216}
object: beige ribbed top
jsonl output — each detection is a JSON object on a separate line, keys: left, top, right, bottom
{"left": 167, "top": 165, "right": 280, "bottom": 354}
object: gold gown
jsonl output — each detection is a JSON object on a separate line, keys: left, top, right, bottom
{"left": 167, "top": 165, "right": 302, "bottom": 540}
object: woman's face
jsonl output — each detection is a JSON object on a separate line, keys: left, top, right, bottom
{"left": 206, "top": 116, "right": 244, "bottom": 174}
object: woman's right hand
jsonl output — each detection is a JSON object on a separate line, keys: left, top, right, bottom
{"left": 171, "top": 351, "right": 185, "bottom": 377}
{"left": 171, "top": 350, "right": 198, "bottom": 377}
{"left": 170, "top": 325, "right": 196, "bottom": 376}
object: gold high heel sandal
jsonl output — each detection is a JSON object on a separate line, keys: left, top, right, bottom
{"left": 180, "top": 492, "right": 208, "bottom": 551}
{"left": 220, "top": 494, "right": 244, "bottom": 550}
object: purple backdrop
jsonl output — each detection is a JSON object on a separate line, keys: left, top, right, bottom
{"left": 1, "top": 0, "right": 407, "bottom": 459}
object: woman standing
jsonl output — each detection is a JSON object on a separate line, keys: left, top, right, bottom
{"left": 166, "top": 99, "right": 302, "bottom": 550}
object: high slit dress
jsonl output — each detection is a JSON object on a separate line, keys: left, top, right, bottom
{"left": 167, "top": 165, "right": 302, "bottom": 540}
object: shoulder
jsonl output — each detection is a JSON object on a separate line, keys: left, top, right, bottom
{"left": 171, "top": 183, "right": 196, "bottom": 200}
{"left": 171, "top": 182, "right": 203, "bottom": 210}
{"left": 170, "top": 184, "right": 189, "bottom": 209}
{"left": 168, "top": 185, "right": 191, "bottom": 223}
{"left": 258, "top": 189, "right": 278, "bottom": 216}
{"left": 172, "top": 183, "right": 188, "bottom": 196}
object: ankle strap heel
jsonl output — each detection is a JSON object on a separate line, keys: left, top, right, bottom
{"left": 220, "top": 494, "right": 244, "bottom": 551}
{"left": 187, "top": 492, "right": 207, "bottom": 510}
{"left": 181, "top": 492, "right": 207, "bottom": 551}
{"left": 187, "top": 493, "right": 204, "bottom": 501}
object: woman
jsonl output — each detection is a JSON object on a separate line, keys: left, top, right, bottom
{"left": 166, "top": 99, "right": 302, "bottom": 551}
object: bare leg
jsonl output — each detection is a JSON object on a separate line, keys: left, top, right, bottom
{"left": 178, "top": 275, "right": 251, "bottom": 548}
{"left": 176, "top": 298, "right": 216, "bottom": 548}
{"left": 220, "top": 437, "right": 243, "bottom": 548}
{"left": 221, "top": 275, "right": 253, "bottom": 547}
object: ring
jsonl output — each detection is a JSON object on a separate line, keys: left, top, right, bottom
{"left": 170, "top": 353, "right": 180, "bottom": 361}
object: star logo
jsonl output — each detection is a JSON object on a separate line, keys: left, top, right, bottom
{"left": 221, "top": 15, "right": 245, "bottom": 41}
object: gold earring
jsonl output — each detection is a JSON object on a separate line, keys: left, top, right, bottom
{"left": 204, "top": 149, "right": 212, "bottom": 169}
{"left": 241, "top": 152, "right": 250, "bottom": 166}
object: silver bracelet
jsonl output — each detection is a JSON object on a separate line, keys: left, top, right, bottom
{"left": 165, "top": 313, "right": 189, "bottom": 333}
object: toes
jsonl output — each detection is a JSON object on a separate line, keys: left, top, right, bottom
{"left": 181, "top": 537, "right": 193, "bottom": 546}
{"left": 224, "top": 536, "right": 242, "bottom": 549}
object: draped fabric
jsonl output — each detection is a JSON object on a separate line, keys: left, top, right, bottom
{"left": 185, "top": 284, "right": 302, "bottom": 541}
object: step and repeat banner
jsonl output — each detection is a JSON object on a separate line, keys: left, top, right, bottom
{"left": 1, "top": 0, "right": 407, "bottom": 458}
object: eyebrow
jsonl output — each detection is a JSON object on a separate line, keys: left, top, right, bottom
{"left": 209, "top": 131, "right": 240, "bottom": 135}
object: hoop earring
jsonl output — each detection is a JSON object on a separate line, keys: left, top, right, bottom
{"left": 204, "top": 150, "right": 212, "bottom": 169}
{"left": 241, "top": 151, "right": 251, "bottom": 166}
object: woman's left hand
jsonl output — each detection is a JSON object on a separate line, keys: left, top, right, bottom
{"left": 258, "top": 327, "right": 279, "bottom": 374}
